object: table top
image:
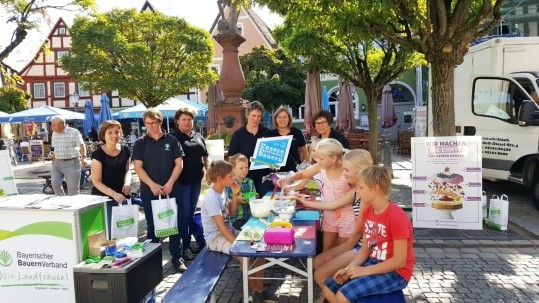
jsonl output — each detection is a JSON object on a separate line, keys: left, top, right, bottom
{"left": 229, "top": 215, "right": 318, "bottom": 259}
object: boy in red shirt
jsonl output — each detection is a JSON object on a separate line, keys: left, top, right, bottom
{"left": 324, "top": 166, "right": 414, "bottom": 303}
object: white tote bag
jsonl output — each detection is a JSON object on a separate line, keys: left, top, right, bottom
{"left": 481, "top": 191, "right": 488, "bottom": 219}
{"left": 485, "top": 194, "right": 509, "bottom": 231}
{"left": 111, "top": 199, "right": 139, "bottom": 239}
{"left": 151, "top": 195, "right": 179, "bottom": 237}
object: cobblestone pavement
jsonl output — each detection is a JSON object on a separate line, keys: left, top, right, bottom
{"left": 11, "top": 153, "right": 539, "bottom": 303}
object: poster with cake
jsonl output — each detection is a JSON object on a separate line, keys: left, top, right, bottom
{"left": 411, "top": 136, "right": 482, "bottom": 230}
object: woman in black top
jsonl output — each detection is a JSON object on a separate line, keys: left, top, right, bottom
{"left": 91, "top": 120, "right": 132, "bottom": 239}
{"left": 169, "top": 107, "right": 209, "bottom": 258}
{"left": 313, "top": 110, "right": 350, "bottom": 149}
{"left": 270, "top": 106, "right": 308, "bottom": 172}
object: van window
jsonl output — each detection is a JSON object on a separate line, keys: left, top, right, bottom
{"left": 472, "top": 78, "right": 522, "bottom": 124}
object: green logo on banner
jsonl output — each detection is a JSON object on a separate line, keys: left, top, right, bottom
{"left": 0, "top": 250, "right": 13, "bottom": 267}
{"left": 158, "top": 208, "right": 174, "bottom": 220}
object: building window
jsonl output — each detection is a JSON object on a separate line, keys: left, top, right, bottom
{"left": 78, "top": 83, "right": 91, "bottom": 97}
{"left": 56, "top": 51, "right": 69, "bottom": 65}
{"left": 53, "top": 82, "right": 66, "bottom": 98}
{"left": 210, "top": 65, "right": 220, "bottom": 75}
{"left": 33, "top": 83, "right": 46, "bottom": 99}
{"left": 377, "top": 83, "right": 415, "bottom": 104}
{"left": 236, "top": 23, "right": 244, "bottom": 36}
{"left": 58, "top": 27, "right": 66, "bottom": 35}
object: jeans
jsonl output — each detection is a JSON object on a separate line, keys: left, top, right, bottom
{"left": 51, "top": 159, "right": 81, "bottom": 196}
{"left": 141, "top": 187, "right": 183, "bottom": 261}
{"left": 178, "top": 182, "right": 203, "bottom": 253}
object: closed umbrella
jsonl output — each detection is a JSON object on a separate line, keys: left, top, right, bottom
{"left": 321, "top": 86, "right": 330, "bottom": 111}
{"left": 336, "top": 80, "right": 356, "bottom": 132}
{"left": 99, "top": 93, "right": 113, "bottom": 125}
{"left": 304, "top": 69, "right": 321, "bottom": 136}
{"left": 83, "top": 101, "right": 98, "bottom": 137}
{"left": 380, "top": 84, "right": 397, "bottom": 128}
{"left": 263, "top": 110, "right": 273, "bottom": 129}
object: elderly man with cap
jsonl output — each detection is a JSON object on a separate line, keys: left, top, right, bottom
{"left": 50, "top": 115, "right": 86, "bottom": 196}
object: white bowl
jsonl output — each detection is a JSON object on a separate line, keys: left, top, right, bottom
{"left": 249, "top": 199, "right": 273, "bottom": 218}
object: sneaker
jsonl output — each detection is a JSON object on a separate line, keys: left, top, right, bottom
{"left": 252, "top": 291, "right": 265, "bottom": 303}
{"left": 172, "top": 259, "right": 187, "bottom": 273}
{"left": 182, "top": 249, "right": 196, "bottom": 261}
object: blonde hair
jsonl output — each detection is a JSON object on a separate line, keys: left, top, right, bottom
{"left": 357, "top": 166, "right": 391, "bottom": 195}
{"left": 229, "top": 153, "right": 248, "bottom": 167}
{"left": 309, "top": 138, "right": 321, "bottom": 163}
{"left": 344, "top": 149, "right": 373, "bottom": 171}
{"left": 316, "top": 138, "right": 344, "bottom": 159}
{"left": 207, "top": 160, "right": 233, "bottom": 182}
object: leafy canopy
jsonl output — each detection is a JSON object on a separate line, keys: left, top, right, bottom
{"left": 240, "top": 46, "right": 305, "bottom": 110}
{"left": 0, "top": 86, "right": 30, "bottom": 113}
{"left": 61, "top": 9, "right": 217, "bottom": 107}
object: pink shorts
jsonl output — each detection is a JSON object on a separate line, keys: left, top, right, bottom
{"left": 322, "top": 207, "right": 355, "bottom": 237}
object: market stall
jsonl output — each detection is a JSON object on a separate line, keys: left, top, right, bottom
{"left": 0, "top": 194, "right": 108, "bottom": 303}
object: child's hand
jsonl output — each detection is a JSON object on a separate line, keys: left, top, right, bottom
{"left": 231, "top": 181, "right": 241, "bottom": 196}
{"left": 276, "top": 177, "right": 288, "bottom": 188}
{"left": 333, "top": 268, "right": 350, "bottom": 285}
{"left": 296, "top": 195, "right": 315, "bottom": 208}
{"left": 238, "top": 196, "right": 247, "bottom": 204}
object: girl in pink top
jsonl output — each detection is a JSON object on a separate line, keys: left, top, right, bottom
{"left": 278, "top": 138, "right": 352, "bottom": 251}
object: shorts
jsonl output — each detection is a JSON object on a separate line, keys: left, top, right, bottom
{"left": 325, "top": 258, "right": 408, "bottom": 302}
{"left": 322, "top": 208, "right": 356, "bottom": 237}
{"left": 207, "top": 230, "right": 239, "bottom": 254}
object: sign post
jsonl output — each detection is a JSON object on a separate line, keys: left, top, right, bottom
{"left": 30, "top": 139, "right": 43, "bottom": 161}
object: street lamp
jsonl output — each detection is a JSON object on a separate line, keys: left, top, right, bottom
{"left": 70, "top": 92, "right": 80, "bottom": 113}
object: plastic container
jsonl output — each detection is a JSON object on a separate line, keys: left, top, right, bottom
{"left": 249, "top": 199, "right": 273, "bottom": 218}
{"left": 264, "top": 227, "right": 295, "bottom": 245}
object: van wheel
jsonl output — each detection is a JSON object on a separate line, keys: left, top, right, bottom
{"left": 532, "top": 180, "right": 539, "bottom": 211}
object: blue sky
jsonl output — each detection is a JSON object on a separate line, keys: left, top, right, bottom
{"left": 2, "top": 0, "right": 283, "bottom": 70}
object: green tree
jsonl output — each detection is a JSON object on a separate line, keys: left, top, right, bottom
{"left": 0, "top": 0, "right": 95, "bottom": 82}
{"left": 0, "top": 86, "right": 30, "bottom": 113}
{"left": 259, "top": 0, "right": 504, "bottom": 136}
{"left": 61, "top": 9, "right": 217, "bottom": 107}
{"left": 256, "top": 2, "right": 424, "bottom": 161}
{"left": 240, "top": 46, "right": 305, "bottom": 111}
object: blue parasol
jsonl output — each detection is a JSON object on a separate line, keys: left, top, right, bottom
{"left": 99, "top": 93, "right": 113, "bottom": 125}
{"left": 322, "top": 86, "right": 330, "bottom": 111}
{"left": 83, "top": 100, "right": 98, "bottom": 137}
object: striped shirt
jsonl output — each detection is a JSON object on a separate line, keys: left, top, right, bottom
{"left": 51, "top": 126, "right": 84, "bottom": 160}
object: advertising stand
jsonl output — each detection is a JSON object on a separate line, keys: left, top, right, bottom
{"left": 0, "top": 195, "right": 107, "bottom": 303}
{"left": 411, "top": 136, "right": 483, "bottom": 230}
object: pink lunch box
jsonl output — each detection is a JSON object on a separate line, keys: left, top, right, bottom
{"left": 263, "top": 227, "right": 295, "bottom": 245}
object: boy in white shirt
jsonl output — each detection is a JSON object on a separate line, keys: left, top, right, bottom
{"left": 201, "top": 160, "right": 266, "bottom": 302}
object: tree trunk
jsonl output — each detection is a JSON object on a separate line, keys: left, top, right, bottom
{"left": 430, "top": 62, "right": 456, "bottom": 136}
{"left": 365, "top": 86, "right": 382, "bottom": 164}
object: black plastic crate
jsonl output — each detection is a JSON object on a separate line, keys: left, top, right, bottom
{"left": 74, "top": 244, "right": 163, "bottom": 303}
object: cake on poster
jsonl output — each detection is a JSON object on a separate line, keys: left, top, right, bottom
{"left": 411, "top": 136, "right": 483, "bottom": 230}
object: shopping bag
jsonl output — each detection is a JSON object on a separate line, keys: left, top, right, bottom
{"left": 481, "top": 191, "right": 488, "bottom": 219}
{"left": 111, "top": 199, "right": 139, "bottom": 239}
{"left": 151, "top": 195, "right": 179, "bottom": 237}
{"left": 485, "top": 194, "right": 509, "bottom": 231}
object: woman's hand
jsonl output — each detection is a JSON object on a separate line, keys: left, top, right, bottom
{"left": 161, "top": 182, "right": 173, "bottom": 196}
{"left": 112, "top": 192, "right": 126, "bottom": 204}
{"left": 150, "top": 183, "right": 165, "bottom": 196}
{"left": 122, "top": 184, "right": 131, "bottom": 195}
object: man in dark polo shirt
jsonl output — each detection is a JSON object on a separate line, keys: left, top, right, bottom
{"left": 228, "top": 101, "right": 274, "bottom": 197}
{"left": 313, "top": 110, "right": 350, "bottom": 149}
{"left": 133, "top": 108, "right": 186, "bottom": 272}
